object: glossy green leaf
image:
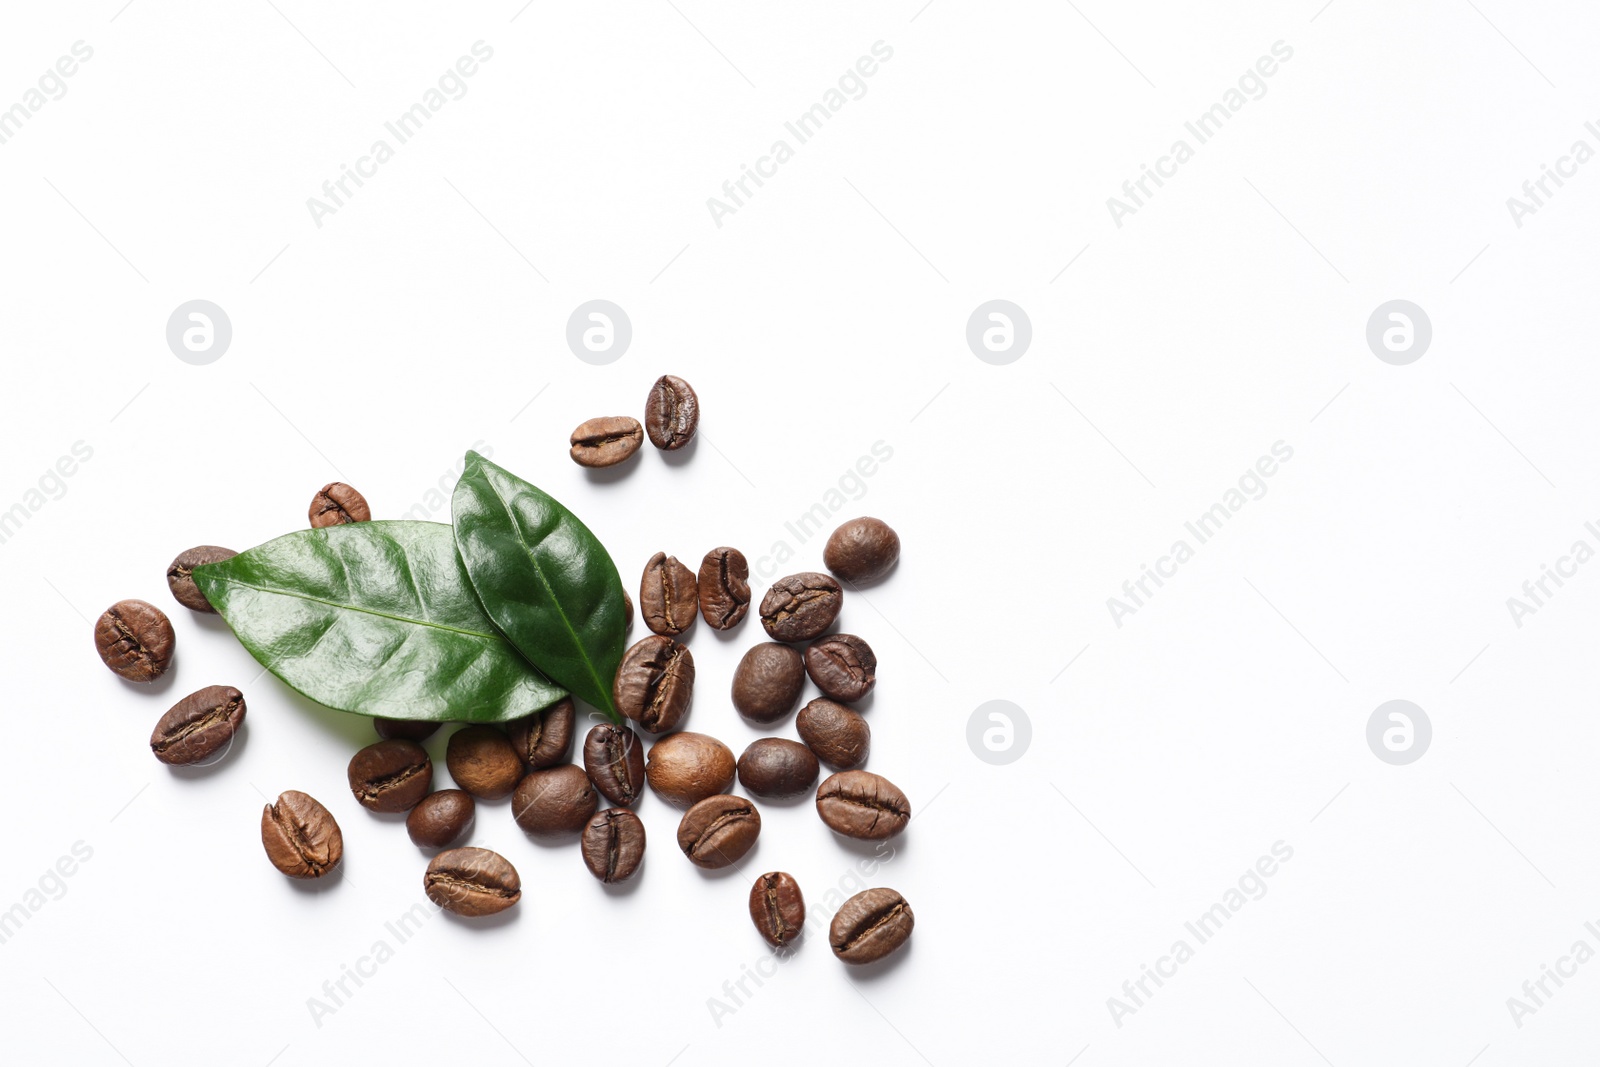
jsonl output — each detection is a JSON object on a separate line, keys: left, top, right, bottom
{"left": 451, "top": 451, "right": 627, "bottom": 722}
{"left": 192, "top": 520, "right": 567, "bottom": 722}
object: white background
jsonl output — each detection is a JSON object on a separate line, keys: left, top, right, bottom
{"left": 2, "top": 1, "right": 1599, "bottom": 1064}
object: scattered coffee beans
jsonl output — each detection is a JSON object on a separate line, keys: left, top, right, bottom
{"left": 823, "top": 517, "right": 900, "bottom": 585}
{"left": 512, "top": 765, "right": 599, "bottom": 836}
{"left": 407, "top": 789, "right": 475, "bottom": 849}
{"left": 749, "top": 872, "right": 805, "bottom": 947}
{"left": 731, "top": 643, "right": 806, "bottom": 723}
{"left": 374, "top": 718, "right": 440, "bottom": 743}
{"left": 646, "top": 731, "right": 736, "bottom": 808}
{"left": 677, "top": 794, "right": 760, "bottom": 869}
{"left": 150, "top": 685, "right": 245, "bottom": 766}
{"left": 830, "top": 888, "right": 913, "bottom": 964}
{"left": 644, "top": 374, "right": 699, "bottom": 450}
{"left": 614, "top": 635, "right": 694, "bottom": 733}
{"left": 737, "top": 738, "right": 819, "bottom": 800}
{"left": 698, "top": 547, "right": 750, "bottom": 630}
{"left": 816, "top": 770, "right": 910, "bottom": 840}
{"left": 570, "top": 416, "right": 644, "bottom": 468}
{"left": 347, "top": 739, "right": 433, "bottom": 813}
{"left": 94, "top": 599, "right": 175, "bottom": 682}
{"left": 640, "top": 552, "right": 698, "bottom": 636}
{"left": 804, "top": 634, "right": 877, "bottom": 703}
{"left": 424, "top": 847, "right": 521, "bottom": 916}
{"left": 759, "top": 572, "right": 842, "bottom": 642}
{"left": 796, "top": 698, "right": 870, "bottom": 769}
{"left": 507, "top": 698, "right": 575, "bottom": 770}
{"left": 446, "top": 725, "right": 524, "bottom": 801}
{"left": 261, "top": 790, "right": 342, "bottom": 879}
{"left": 581, "top": 808, "right": 647, "bottom": 884}
{"left": 165, "top": 546, "right": 236, "bottom": 613}
{"left": 584, "top": 723, "right": 646, "bottom": 806}
{"left": 308, "top": 482, "right": 371, "bottom": 528}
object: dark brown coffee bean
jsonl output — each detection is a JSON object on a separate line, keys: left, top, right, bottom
{"left": 150, "top": 685, "right": 245, "bottom": 766}
{"left": 584, "top": 723, "right": 646, "bottom": 806}
{"left": 374, "top": 718, "right": 440, "bottom": 743}
{"left": 731, "top": 643, "right": 805, "bottom": 723}
{"left": 614, "top": 635, "right": 694, "bottom": 733}
{"left": 737, "top": 738, "right": 818, "bottom": 799}
{"left": 94, "top": 599, "right": 175, "bottom": 683}
{"left": 749, "top": 872, "right": 805, "bottom": 947}
{"left": 698, "top": 547, "right": 750, "bottom": 630}
{"left": 347, "top": 739, "right": 432, "bottom": 813}
{"left": 640, "top": 552, "right": 698, "bottom": 637}
{"left": 677, "top": 794, "right": 760, "bottom": 869}
{"left": 407, "top": 790, "right": 475, "bottom": 848}
{"left": 816, "top": 770, "right": 909, "bottom": 840}
{"left": 570, "top": 415, "right": 644, "bottom": 468}
{"left": 804, "top": 634, "right": 877, "bottom": 703}
{"left": 512, "top": 765, "right": 598, "bottom": 836}
{"left": 446, "top": 725, "right": 523, "bottom": 801}
{"left": 830, "top": 888, "right": 913, "bottom": 964}
{"left": 646, "top": 732, "right": 736, "bottom": 808}
{"left": 309, "top": 481, "right": 370, "bottom": 527}
{"left": 165, "top": 546, "right": 236, "bottom": 613}
{"left": 644, "top": 374, "right": 698, "bottom": 450}
{"left": 581, "top": 808, "right": 646, "bottom": 883}
{"left": 759, "top": 572, "right": 842, "bottom": 642}
{"left": 796, "top": 699, "right": 870, "bottom": 769}
{"left": 824, "top": 517, "right": 900, "bottom": 585}
{"left": 507, "top": 698, "right": 574, "bottom": 770}
{"left": 261, "top": 790, "right": 342, "bottom": 879}
{"left": 424, "top": 847, "right": 521, "bottom": 916}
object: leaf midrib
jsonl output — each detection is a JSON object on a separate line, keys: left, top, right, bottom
{"left": 209, "top": 576, "right": 503, "bottom": 643}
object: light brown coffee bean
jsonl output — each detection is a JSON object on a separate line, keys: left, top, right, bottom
{"left": 506, "top": 698, "right": 575, "bottom": 770}
{"left": 424, "top": 847, "right": 521, "bottom": 916}
{"left": 646, "top": 731, "right": 736, "bottom": 808}
{"left": 644, "top": 374, "right": 699, "bottom": 450}
{"left": 640, "top": 552, "right": 698, "bottom": 637}
{"left": 614, "top": 635, "right": 694, "bottom": 733}
{"left": 570, "top": 416, "right": 644, "bottom": 468}
{"left": 347, "top": 740, "right": 433, "bottom": 813}
{"left": 309, "top": 482, "right": 370, "bottom": 528}
{"left": 759, "top": 572, "right": 842, "bottom": 642}
{"left": 677, "top": 794, "right": 760, "bottom": 869}
{"left": 698, "top": 547, "right": 750, "bottom": 630}
{"left": 731, "top": 643, "right": 806, "bottom": 723}
{"left": 749, "top": 872, "right": 805, "bottom": 946}
{"left": 830, "top": 888, "right": 913, "bottom": 964}
{"left": 446, "top": 725, "right": 523, "bottom": 801}
{"left": 816, "top": 770, "right": 910, "bottom": 840}
{"left": 512, "top": 765, "right": 599, "bottom": 836}
{"left": 94, "top": 599, "right": 175, "bottom": 683}
{"left": 261, "top": 790, "right": 342, "bottom": 879}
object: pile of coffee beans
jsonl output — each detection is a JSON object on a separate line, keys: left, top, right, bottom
{"left": 97, "top": 374, "right": 914, "bottom": 966}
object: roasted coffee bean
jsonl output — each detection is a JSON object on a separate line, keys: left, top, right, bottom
{"left": 759, "top": 572, "right": 842, "bottom": 642}
{"left": 644, "top": 374, "right": 699, "bottom": 450}
{"left": 816, "top": 770, "right": 910, "bottom": 840}
{"left": 796, "top": 698, "right": 870, "bottom": 769}
{"left": 512, "top": 765, "right": 599, "bottom": 836}
{"left": 731, "top": 643, "right": 805, "bottom": 723}
{"left": 622, "top": 590, "right": 634, "bottom": 632}
{"left": 507, "top": 698, "right": 574, "bottom": 770}
{"left": 309, "top": 481, "right": 371, "bottom": 528}
{"left": 737, "top": 738, "right": 818, "bottom": 800}
{"left": 581, "top": 808, "right": 646, "bottom": 884}
{"left": 584, "top": 723, "right": 646, "bottom": 806}
{"left": 824, "top": 517, "right": 900, "bottom": 585}
{"left": 165, "top": 546, "right": 236, "bottom": 613}
{"left": 424, "top": 847, "right": 521, "bottom": 916}
{"left": 677, "top": 794, "right": 760, "bottom": 869}
{"left": 640, "top": 552, "right": 698, "bottom": 637}
{"left": 614, "top": 635, "right": 694, "bottom": 733}
{"left": 446, "top": 725, "right": 523, "bottom": 801}
{"left": 347, "top": 739, "right": 433, "bottom": 813}
{"left": 374, "top": 718, "right": 440, "bottom": 743}
{"left": 646, "top": 731, "right": 736, "bottom": 808}
{"left": 749, "top": 872, "right": 805, "bottom": 947}
{"left": 830, "top": 888, "right": 913, "bottom": 964}
{"left": 407, "top": 790, "right": 475, "bottom": 848}
{"left": 94, "top": 599, "right": 175, "bottom": 683}
{"left": 804, "top": 634, "right": 877, "bottom": 703}
{"left": 150, "top": 685, "right": 245, "bottom": 766}
{"left": 261, "top": 790, "right": 342, "bottom": 879}
{"left": 698, "top": 547, "right": 750, "bottom": 630}
{"left": 570, "top": 415, "right": 644, "bottom": 468}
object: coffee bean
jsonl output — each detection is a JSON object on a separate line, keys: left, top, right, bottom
{"left": 759, "top": 572, "right": 842, "bottom": 642}
{"left": 698, "top": 547, "right": 750, "bottom": 630}
{"left": 731, "top": 643, "right": 805, "bottom": 723}
{"left": 804, "top": 634, "right": 877, "bottom": 703}
{"left": 737, "top": 738, "right": 818, "bottom": 800}
{"left": 644, "top": 374, "right": 698, "bottom": 450}
{"left": 640, "top": 552, "right": 698, "bottom": 636}
{"left": 646, "top": 731, "right": 736, "bottom": 808}
{"left": 165, "top": 545, "right": 236, "bottom": 613}
{"left": 677, "top": 794, "right": 760, "bottom": 869}
{"left": 507, "top": 698, "right": 575, "bottom": 770}
{"left": 823, "top": 517, "right": 900, "bottom": 585}
{"left": 347, "top": 739, "right": 433, "bottom": 813}
{"left": 830, "top": 888, "right": 913, "bottom": 964}
{"left": 94, "top": 599, "right": 175, "bottom": 683}
{"left": 570, "top": 415, "right": 644, "bottom": 468}
{"left": 261, "top": 790, "right": 342, "bottom": 879}
{"left": 446, "top": 725, "right": 523, "bottom": 801}
{"left": 309, "top": 482, "right": 371, "bottom": 528}
{"left": 150, "top": 685, "right": 245, "bottom": 766}
{"left": 581, "top": 808, "right": 646, "bottom": 884}
{"left": 584, "top": 723, "right": 646, "bottom": 806}
{"left": 424, "top": 847, "right": 521, "bottom": 916}
{"left": 407, "top": 790, "right": 475, "bottom": 848}
{"left": 374, "top": 717, "right": 440, "bottom": 743}
{"left": 816, "top": 770, "right": 909, "bottom": 840}
{"left": 512, "top": 765, "right": 598, "bottom": 836}
{"left": 622, "top": 589, "right": 634, "bottom": 632}
{"left": 749, "top": 872, "right": 805, "bottom": 947}
{"left": 614, "top": 635, "right": 694, "bottom": 733}
{"left": 796, "top": 699, "right": 870, "bottom": 769}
